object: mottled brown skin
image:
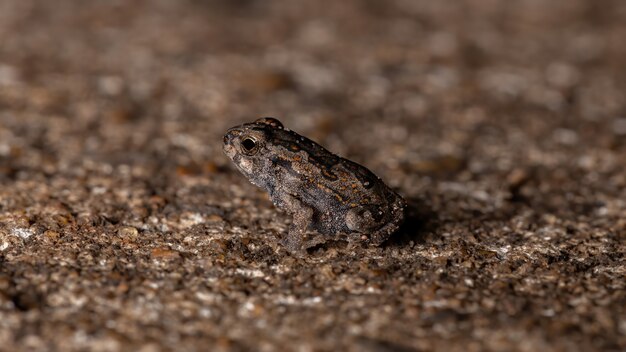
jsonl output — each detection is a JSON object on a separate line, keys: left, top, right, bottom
{"left": 223, "top": 117, "right": 406, "bottom": 253}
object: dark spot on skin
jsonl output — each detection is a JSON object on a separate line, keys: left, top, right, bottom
{"left": 342, "top": 161, "right": 377, "bottom": 189}
{"left": 272, "top": 156, "right": 293, "bottom": 171}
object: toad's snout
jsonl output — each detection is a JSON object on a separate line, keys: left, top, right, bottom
{"left": 223, "top": 130, "right": 236, "bottom": 146}
{"left": 222, "top": 130, "right": 240, "bottom": 159}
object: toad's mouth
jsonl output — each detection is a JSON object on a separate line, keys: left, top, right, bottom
{"left": 232, "top": 155, "right": 254, "bottom": 175}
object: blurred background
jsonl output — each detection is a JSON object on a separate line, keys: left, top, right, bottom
{"left": 0, "top": 0, "right": 625, "bottom": 351}
{"left": 1, "top": 0, "right": 624, "bottom": 177}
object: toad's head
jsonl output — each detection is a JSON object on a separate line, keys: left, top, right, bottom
{"left": 223, "top": 117, "right": 285, "bottom": 188}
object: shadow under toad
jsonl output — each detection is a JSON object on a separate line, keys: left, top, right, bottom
{"left": 384, "top": 196, "right": 440, "bottom": 247}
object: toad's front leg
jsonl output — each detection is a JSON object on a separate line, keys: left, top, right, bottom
{"left": 273, "top": 193, "right": 314, "bottom": 254}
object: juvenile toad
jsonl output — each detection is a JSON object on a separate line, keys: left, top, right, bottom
{"left": 223, "top": 117, "right": 406, "bottom": 253}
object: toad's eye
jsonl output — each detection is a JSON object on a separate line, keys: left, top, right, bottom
{"left": 241, "top": 137, "right": 258, "bottom": 154}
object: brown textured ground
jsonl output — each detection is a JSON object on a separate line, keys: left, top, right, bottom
{"left": 0, "top": 1, "right": 625, "bottom": 351}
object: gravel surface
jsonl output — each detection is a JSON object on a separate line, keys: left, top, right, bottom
{"left": 0, "top": 1, "right": 625, "bottom": 351}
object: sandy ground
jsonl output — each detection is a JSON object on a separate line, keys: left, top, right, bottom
{"left": 0, "top": 1, "right": 625, "bottom": 351}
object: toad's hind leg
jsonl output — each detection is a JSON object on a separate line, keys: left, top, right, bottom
{"left": 345, "top": 205, "right": 399, "bottom": 245}
{"left": 345, "top": 206, "right": 384, "bottom": 234}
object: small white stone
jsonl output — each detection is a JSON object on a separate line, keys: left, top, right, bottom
{"left": 12, "top": 228, "right": 33, "bottom": 240}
